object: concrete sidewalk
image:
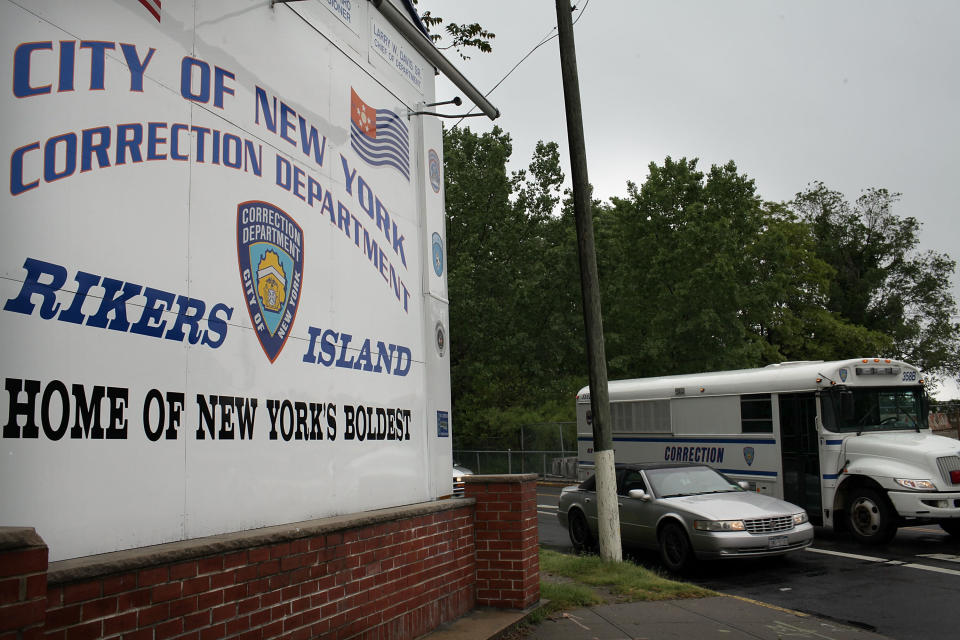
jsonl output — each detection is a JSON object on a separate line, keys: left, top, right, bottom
{"left": 422, "top": 594, "right": 893, "bottom": 640}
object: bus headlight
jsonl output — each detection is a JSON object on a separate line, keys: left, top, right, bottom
{"left": 895, "top": 478, "right": 936, "bottom": 491}
{"left": 694, "top": 519, "right": 745, "bottom": 532}
{"left": 793, "top": 512, "right": 809, "bottom": 525}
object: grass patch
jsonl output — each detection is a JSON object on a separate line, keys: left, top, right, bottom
{"left": 539, "top": 548, "right": 714, "bottom": 603}
{"left": 523, "top": 581, "right": 606, "bottom": 626}
{"left": 503, "top": 549, "right": 716, "bottom": 634}
{"left": 540, "top": 580, "right": 605, "bottom": 609}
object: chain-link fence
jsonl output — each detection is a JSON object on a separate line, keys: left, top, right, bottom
{"left": 454, "top": 421, "right": 579, "bottom": 480}
{"left": 453, "top": 450, "right": 578, "bottom": 479}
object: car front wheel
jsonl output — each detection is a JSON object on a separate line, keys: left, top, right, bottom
{"left": 847, "top": 488, "right": 897, "bottom": 545}
{"left": 659, "top": 521, "right": 693, "bottom": 573}
{"left": 568, "top": 509, "right": 595, "bottom": 553}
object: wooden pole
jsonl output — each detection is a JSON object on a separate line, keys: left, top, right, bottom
{"left": 555, "top": 0, "right": 621, "bottom": 562}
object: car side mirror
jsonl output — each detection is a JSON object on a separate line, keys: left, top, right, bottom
{"left": 737, "top": 481, "right": 750, "bottom": 490}
{"left": 628, "top": 489, "right": 650, "bottom": 501}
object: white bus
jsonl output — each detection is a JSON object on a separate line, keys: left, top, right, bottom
{"left": 576, "top": 359, "right": 960, "bottom": 544}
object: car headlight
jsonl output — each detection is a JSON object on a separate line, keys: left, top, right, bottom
{"left": 895, "top": 478, "right": 936, "bottom": 491}
{"left": 793, "top": 512, "right": 808, "bottom": 525}
{"left": 694, "top": 519, "right": 745, "bottom": 532}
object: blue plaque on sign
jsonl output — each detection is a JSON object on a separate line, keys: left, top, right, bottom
{"left": 437, "top": 411, "right": 449, "bottom": 437}
{"left": 431, "top": 232, "right": 444, "bottom": 276}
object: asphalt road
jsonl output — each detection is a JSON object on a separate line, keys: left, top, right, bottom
{"left": 536, "top": 483, "right": 960, "bottom": 640}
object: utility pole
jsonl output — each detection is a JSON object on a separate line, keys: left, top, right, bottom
{"left": 555, "top": 0, "right": 621, "bottom": 562}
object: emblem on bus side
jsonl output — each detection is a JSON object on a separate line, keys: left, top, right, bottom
{"left": 237, "top": 201, "right": 304, "bottom": 362}
{"left": 743, "top": 446, "right": 755, "bottom": 466}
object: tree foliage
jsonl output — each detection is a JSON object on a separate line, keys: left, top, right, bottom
{"left": 444, "top": 127, "right": 577, "bottom": 447}
{"left": 442, "top": 129, "right": 960, "bottom": 447}
{"left": 792, "top": 183, "right": 960, "bottom": 376}
{"left": 413, "top": 2, "right": 495, "bottom": 60}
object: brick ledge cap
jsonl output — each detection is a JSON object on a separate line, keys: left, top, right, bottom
{"left": 0, "top": 526, "right": 46, "bottom": 551}
{"left": 47, "top": 498, "right": 474, "bottom": 585}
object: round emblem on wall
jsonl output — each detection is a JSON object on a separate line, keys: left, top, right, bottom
{"left": 435, "top": 321, "right": 446, "bottom": 356}
{"left": 428, "top": 149, "right": 442, "bottom": 193}
{"left": 431, "top": 232, "right": 444, "bottom": 276}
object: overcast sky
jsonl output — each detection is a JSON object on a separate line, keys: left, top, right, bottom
{"left": 417, "top": 0, "right": 959, "bottom": 398}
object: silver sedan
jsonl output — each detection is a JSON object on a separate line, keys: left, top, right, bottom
{"left": 557, "top": 463, "right": 814, "bottom": 572}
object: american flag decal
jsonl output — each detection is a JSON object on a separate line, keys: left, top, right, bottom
{"left": 350, "top": 88, "right": 410, "bottom": 181}
{"left": 138, "top": 0, "right": 161, "bottom": 22}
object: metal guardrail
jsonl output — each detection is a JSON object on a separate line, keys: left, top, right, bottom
{"left": 453, "top": 450, "right": 579, "bottom": 479}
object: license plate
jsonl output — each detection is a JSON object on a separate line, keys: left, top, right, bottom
{"left": 768, "top": 535, "right": 788, "bottom": 549}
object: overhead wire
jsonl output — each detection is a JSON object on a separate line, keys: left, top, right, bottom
{"left": 451, "top": 0, "right": 592, "bottom": 128}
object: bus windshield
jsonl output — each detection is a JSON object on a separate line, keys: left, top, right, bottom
{"left": 822, "top": 386, "right": 927, "bottom": 433}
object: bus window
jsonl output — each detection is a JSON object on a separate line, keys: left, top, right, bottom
{"left": 741, "top": 394, "right": 773, "bottom": 433}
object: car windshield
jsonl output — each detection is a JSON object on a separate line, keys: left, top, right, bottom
{"left": 645, "top": 466, "right": 741, "bottom": 498}
{"left": 822, "top": 386, "right": 927, "bottom": 433}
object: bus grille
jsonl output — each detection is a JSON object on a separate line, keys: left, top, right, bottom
{"left": 936, "top": 456, "right": 960, "bottom": 484}
{"left": 744, "top": 516, "right": 794, "bottom": 534}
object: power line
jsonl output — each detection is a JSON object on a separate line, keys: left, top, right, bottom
{"left": 452, "top": 0, "right": 592, "bottom": 128}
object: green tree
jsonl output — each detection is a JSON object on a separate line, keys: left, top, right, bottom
{"left": 511, "top": 142, "right": 586, "bottom": 396}
{"left": 792, "top": 183, "right": 960, "bottom": 378}
{"left": 443, "top": 135, "right": 960, "bottom": 448}
{"left": 595, "top": 159, "right": 899, "bottom": 378}
{"left": 599, "top": 158, "right": 777, "bottom": 376}
{"left": 444, "top": 128, "right": 576, "bottom": 448}
{"left": 744, "top": 204, "right": 891, "bottom": 361}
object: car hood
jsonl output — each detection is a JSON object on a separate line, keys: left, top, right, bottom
{"left": 660, "top": 491, "right": 800, "bottom": 519}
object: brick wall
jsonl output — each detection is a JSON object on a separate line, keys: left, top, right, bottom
{"left": 465, "top": 474, "right": 539, "bottom": 610}
{"left": 0, "top": 527, "right": 48, "bottom": 639}
{"left": 0, "top": 476, "right": 540, "bottom": 639}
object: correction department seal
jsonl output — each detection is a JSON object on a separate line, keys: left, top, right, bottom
{"left": 237, "top": 200, "right": 304, "bottom": 362}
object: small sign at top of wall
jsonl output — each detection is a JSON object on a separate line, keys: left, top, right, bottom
{"left": 438, "top": 411, "right": 449, "bottom": 437}
{"left": 435, "top": 321, "right": 445, "bottom": 356}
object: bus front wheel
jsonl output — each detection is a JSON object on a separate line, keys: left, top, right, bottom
{"left": 847, "top": 488, "right": 897, "bottom": 545}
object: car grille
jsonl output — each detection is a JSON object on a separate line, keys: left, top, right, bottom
{"left": 743, "top": 515, "right": 794, "bottom": 534}
{"left": 724, "top": 540, "right": 810, "bottom": 555}
{"left": 936, "top": 456, "right": 960, "bottom": 485}
{"left": 453, "top": 478, "right": 466, "bottom": 498}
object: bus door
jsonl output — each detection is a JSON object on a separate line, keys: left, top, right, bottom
{"left": 778, "top": 393, "right": 823, "bottom": 524}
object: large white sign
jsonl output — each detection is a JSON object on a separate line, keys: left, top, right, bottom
{"left": 0, "top": 0, "right": 452, "bottom": 561}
